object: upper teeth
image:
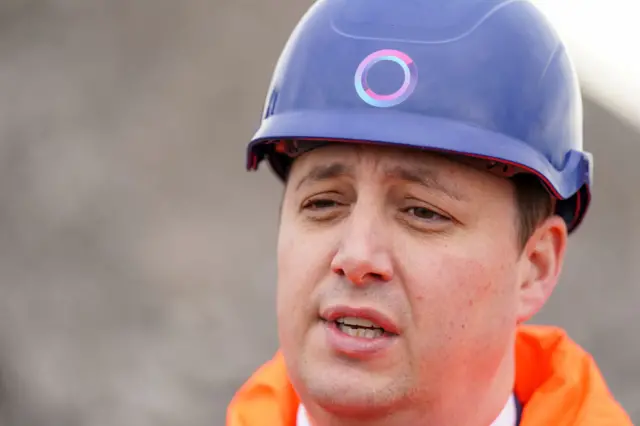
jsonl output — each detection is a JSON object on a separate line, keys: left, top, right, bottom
{"left": 336, "top": 317, "right": 380, "bottom": 328}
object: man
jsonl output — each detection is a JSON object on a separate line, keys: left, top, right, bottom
{"left": 227, "top": 0, "right": 633, "bottom": 424}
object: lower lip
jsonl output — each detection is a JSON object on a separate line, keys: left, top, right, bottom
{"left": 323, "top": 320, "right": 397, "bottom": 359}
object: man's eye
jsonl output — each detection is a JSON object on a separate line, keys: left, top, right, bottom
{"left": 301, "top": 197, "right": 347, "bottom": 222}
{"left": 303, "top": 199, "right": 340, "bottom": 210}
{"left": 404, "top": 206, "right": 447, "bottom": 221}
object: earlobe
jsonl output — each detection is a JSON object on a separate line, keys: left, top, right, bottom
{"left": 516, "top": 216, "right": 568, "bottom": 323}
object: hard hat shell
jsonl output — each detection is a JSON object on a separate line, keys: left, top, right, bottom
{"left": 246, "top": 0, "right": 593, "bottom": 233}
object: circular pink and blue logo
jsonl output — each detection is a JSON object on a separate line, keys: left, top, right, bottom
{"left": 354, "top": 49, "right": 418, "bottom": 108}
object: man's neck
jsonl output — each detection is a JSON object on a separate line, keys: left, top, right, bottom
{"left": 299, "top": 392, "right": 516, "bottom": 426}
{"left": 299, "top": 357, "right": 515, "bottom": 426}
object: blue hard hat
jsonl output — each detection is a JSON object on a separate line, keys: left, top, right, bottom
{"left": 246, "top": 0, "right": 593, "bottom": 233}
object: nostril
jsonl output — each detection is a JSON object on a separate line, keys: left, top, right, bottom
{"left": 331, "top": 254, "right": 394, "bottom": 284}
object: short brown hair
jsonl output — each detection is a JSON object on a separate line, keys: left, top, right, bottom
{"left": 439, "top": 152, "right": 555, "bottom": 248}
{"left": 512, "top": 173, "right": 554, "bottom": 249}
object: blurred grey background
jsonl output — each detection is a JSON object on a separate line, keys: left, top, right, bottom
{"left": 0, "top": 2, "right": 637, "bottom": 425}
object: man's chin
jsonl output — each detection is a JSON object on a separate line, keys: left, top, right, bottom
{"left": 307, "top": 390, "right": 401, "bottom": 420}
{"left": 294, "top": 364, "right": 407, "bottom": 418}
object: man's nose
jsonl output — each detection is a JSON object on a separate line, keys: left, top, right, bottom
{"left": 330, "top": 205, "right": 393, "bottom": 286}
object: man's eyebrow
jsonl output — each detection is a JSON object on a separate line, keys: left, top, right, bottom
{"left": 295, "top": 162, "right": 351, "bottom": 190}
{"left": 385, "top": 164, "right": 466, "bottom": 201}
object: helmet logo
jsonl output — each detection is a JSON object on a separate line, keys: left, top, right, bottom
{"left": 354, "top": 49, "right": 418, "bottom": 108}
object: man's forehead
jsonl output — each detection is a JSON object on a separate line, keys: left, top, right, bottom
{"left": 292, "top": 142, "right": 468, "bottom": 180}
{"left": 292, "top": 142, "right": 446, "bottom": 172}
{"left": 290, "top": 143, "right": 471, "bottom": 201}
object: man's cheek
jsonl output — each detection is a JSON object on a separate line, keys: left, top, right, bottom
{"left": 278, "top": 274, "right": 313, "bottom": 331}
{"left": 421, "top": 259, "right": 498, "bottom": 329}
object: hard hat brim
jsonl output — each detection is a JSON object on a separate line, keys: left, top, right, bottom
{"left": 247, "top": 109, "right": 591, "bottom": 203}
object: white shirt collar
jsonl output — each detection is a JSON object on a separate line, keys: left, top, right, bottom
{"left": 297, "top": 393, "right": 517, "bottom": 426}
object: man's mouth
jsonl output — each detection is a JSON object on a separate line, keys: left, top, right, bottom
{"left": 320, "top": 305, "right": 400, "bottom": 339}
{"left": 320, "top": 306, "right": 399, "bottom": 357}
{"left": 334, "top": 317, "right": 386, "bottom": 339}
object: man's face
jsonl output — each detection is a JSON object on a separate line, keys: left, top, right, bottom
{"left": 276, "top": 143, "right": 559, "bottom": 415}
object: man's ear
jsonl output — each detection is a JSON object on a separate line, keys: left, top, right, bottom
{"left": 516, "top": 215, "right": 568, "bottom": 323}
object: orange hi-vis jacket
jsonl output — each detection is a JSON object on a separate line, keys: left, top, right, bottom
{"left": 227, "top": 325, "right": 633, "bottom": 426}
